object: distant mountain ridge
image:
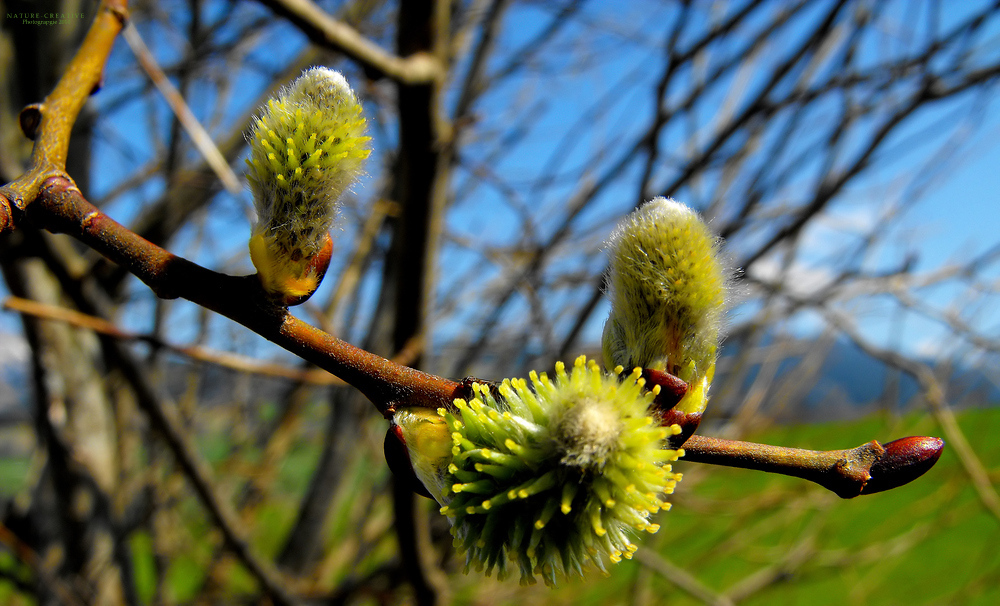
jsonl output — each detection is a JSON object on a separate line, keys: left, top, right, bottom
{"left": 711, "top": 336, "right": 999, "bottom": 423}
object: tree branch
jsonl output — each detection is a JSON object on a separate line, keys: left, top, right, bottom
{"left": 102, "top": 334, "right": 304, "bottom": 606}
{"left": 256, "top": 0, "right": 443, "bottom": 84}
{"left": 682, "top": 434, "right": 945, "bottom": 499}
{"left": 11, "top": 174, "right": 948, "bottom": 501}
{"left": 121, "top": 22, "right": 241, "bottom": 194}
{"left": 3, "top": 295, "right": 351, "bottom": 385}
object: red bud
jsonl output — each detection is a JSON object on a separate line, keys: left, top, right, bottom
{"left": 638, "top": 369, "right": 699, "bottom": 447}
{"left": 641, "top": 368, "right": 688, "bottom": 412}
{"left": 661, "top": 410, "right": 702, "bottom": 449}
{"left": 861, "top": 436, "right": 945, "bottom": 495}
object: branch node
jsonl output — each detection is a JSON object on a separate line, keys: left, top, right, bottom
{"left": 830, "top": 440, "right": 884, "bottom": 498}
{"left": 106, "top": 0, "right": 130, "bottom": 25}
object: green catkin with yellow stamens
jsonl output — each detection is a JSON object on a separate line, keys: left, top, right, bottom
{"left": 394, "top": 356, "right": 682, "bottom": 586}
{"left": 246, "top": 67, "right": 371, "bottom": 303}
{"left": 602, "top": 197, "right": 729, "bottom": 414}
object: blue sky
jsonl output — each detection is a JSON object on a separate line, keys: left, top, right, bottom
{"left": 2, "top": 0, "right": 999, "bottom": 375}
{"left": 435, "top": 0, "right": 1000, "bottom": 362}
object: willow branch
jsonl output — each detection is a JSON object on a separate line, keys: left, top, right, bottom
{"left": 682, "top": 434, "right": 945, "bottom": 499}
{"left": 15, "top": 175, "right": 947, "bottom": 499}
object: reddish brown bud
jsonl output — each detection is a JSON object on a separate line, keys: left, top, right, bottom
{"left": 661, "top": 410, "right": 702, "bottom": 449}
{"left": 0, "top": 192, "right": 13, "bottom": 234}
{"left": 641, "top": 368, "right": 689, "bottom": 412}
{"left": 637, "top": 369, "right": 698, "bottom": 448}
{"left": 861, "top": 436, "right": 945, "bottom": 495}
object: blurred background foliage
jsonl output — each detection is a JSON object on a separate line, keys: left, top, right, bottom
{"left": 0, "top": 0, "right": 999, "bottom": 604}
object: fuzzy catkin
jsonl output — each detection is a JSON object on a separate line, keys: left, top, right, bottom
{"left": 246, "top": 67, "right": 370, "bottom": 300}
{"left": 400, "top": 357, "right": 683, "bottom": 586}
{"left": 602, "top": 198, "right": 728, "bottom": 411}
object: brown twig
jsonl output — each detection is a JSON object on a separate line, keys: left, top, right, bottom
{"left": 256, "top": 0, "right": 443, "bottom": 84}
{"left": 634, "top": 548, "right": 734, "bottom": 606}
{"left": 722, "top": 525, "right": 819, "bottom": 602}
{"left": 324, "top": 198, "right": 399, "bottom": 334}
{"left": 4, "top": 294, "right": 359, "bottom": 385}
{"left": 121, "top": 23, "right": 242, "bottom": 193}
{"left": 103, "top": 335, "right": 304, "bottom": 606}
{"left": 682, "top": 434, "right": 945, "bottom": 499}
{"left": 0, "top": 523, "right": 86, "bottom": 606}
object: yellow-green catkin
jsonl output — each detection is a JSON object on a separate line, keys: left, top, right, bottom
{"left": 394, "top": 357, "right": 683, "bottom": 586}
{"left": 246, "top": 67, "right": 371, "bottom": 302}
{"left": 602, "top": 198, "right": 728, "bottom": 414}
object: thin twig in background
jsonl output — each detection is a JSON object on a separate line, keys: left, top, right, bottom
{"left": 4, "top": 295, "right": 337, "bottom": 383}
{"left": 102, "top": 331, "right": 305, "bottom": 606}
{"left": 635, "top": 548, "right": 735, "bottom": 606}
{"left": 2, "top": 295, "right": 425, "bottom": 387}
{"left": 256, "top": 0, "right": 443, "bottom": 84}
{"left": 0, "top": 523, "right": 86, "bottom": 606}
{"left": 122, "top": 23, "right": 242, "bottom": 194}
